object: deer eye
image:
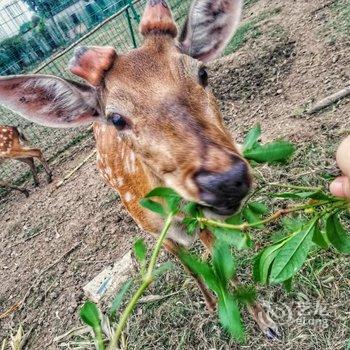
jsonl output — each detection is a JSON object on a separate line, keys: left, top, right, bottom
{"left": 110, "top": 113, "right": 128, "bottom": 130}
{"left": 198, "top": 67, "right": 208, "bottom": 87}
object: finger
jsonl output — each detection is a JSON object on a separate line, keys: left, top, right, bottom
{"left": 336, "top": 136, "right": 350, "bottom": 177}
{"left": 330, "top": 176, "right": 350, "bottom": 198}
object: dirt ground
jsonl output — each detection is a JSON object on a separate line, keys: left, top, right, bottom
{"left": 1, "top": 0, "right": 350, "bottom": 349}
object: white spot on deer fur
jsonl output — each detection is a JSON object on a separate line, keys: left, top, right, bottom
{"left": 124, "top": 192, "right": 134, "bottom": 202}
{"left": 114, "top": 177, "right": 124, "bottom": 187}
{"left": 124, "top": 151, "right": 136, "bottom": 174}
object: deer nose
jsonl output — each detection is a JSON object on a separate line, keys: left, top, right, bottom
{"left": 194, "top": 158, "right": 251, "bottom": 215}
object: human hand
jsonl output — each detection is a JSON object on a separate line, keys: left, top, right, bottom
{"left": 330, "top": 136, "right": 350, "bottom": 198}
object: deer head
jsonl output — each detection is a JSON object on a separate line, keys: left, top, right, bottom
{"left": 0, "top": 0, "right": 250, "bottom": 216}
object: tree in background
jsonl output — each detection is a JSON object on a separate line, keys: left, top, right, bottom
{"left": 22, "top": 0, "right": 79, "bottom": 17}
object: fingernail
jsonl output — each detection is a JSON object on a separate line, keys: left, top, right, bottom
{"left": 330, "top": 177, "right": 346, "bottom": 197}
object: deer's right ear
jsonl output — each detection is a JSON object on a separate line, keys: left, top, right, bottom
{"left": 69, "top": 46, "right": 117, "bottom": 86}
{"left": 0, "top": 75, "right": 102, "bottom": 128}
{"left": 180, "top": 0, "right": 243, "bottom": 62}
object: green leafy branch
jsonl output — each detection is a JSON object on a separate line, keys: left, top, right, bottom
{"left": 77, "top": 124, "right": 350, "bottom": 348}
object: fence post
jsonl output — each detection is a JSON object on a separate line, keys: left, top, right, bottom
{"left": 125, "top": 7, "right": 137, "bottom": 49}
{"left": 127, "top": 0, "right": 140, "bottom": 23}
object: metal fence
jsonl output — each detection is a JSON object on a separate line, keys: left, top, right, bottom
{"left": 0, "top": 0, "right": 191, "bottom": 187}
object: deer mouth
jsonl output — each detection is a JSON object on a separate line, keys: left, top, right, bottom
{"left": 206, "top": 203, "right": 242, "bottom": 216}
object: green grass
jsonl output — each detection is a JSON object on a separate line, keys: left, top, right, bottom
{"left": 330, "top": 0, "right": 350, "bottom": 37}
{"left": 320, "top": 0, "right": 350, "bottom": 43}
{"left": 224, "top": 8, "right": 282, "bottom": 55}
{"left": 224, "top": 20, "right": 262, "bottom": 55}
{"left": 245, "top": 0, "right": 260, "bottom": 8}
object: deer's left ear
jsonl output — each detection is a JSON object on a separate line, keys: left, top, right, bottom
{"left": 180, "top": 0, "right": 243, "bottom": 62}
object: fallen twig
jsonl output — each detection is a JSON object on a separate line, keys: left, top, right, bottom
{"left": 55, "top": 150, "right": 97, "bottom": 189}
{"left": 308, "top": 84, "right": 350, "bottom": 115}
{"left": 0, "top": 241, "right": 82, "bottom": 320}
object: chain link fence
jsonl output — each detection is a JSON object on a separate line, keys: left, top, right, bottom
{"left": 0, "top": 0, "right": 191, "bottom": 188}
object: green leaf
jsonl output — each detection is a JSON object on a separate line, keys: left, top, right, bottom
{"left": 233, "top": 285, "right": 257, "bottom": 305}
{"left": 133, "top": 239, "right": 147, "bottom": 263}
{"left": 182, "top": 202, "right": 200, "bottom": 217}
{"left": 212, "top": 227, "right": 252, "bottom": 250}
{"left": 108, "top": 279, "right": 133, "bottom": 320}
{"left": 167, "top": 195, "right": 182, "bottom": 213}
{"left": 218, "top": 292, "right": 245, "bottom": 342}
{"left": 144, "top": 187, "right": 182, "bottom": 213}
{"left": 283, "top": 278, "right": 293, "bottom": 292}
{"left": 326, "top": 214, "right": 350, "bottom": 254}
{"left": 182, "top": 217, "right": 199, "bottom": 235}
{"left": 248, "top": 202, "right": 268, "bottom": 215}
{"left": 252, "top": 252, "right": 262, "bottom": 282}
{"left": 243, "top": 207, "right": 263, "bottom": 229}
{"left": 80, "top": 301, "right": 102, "bottom": 330}
{"left": 179, "top": 250, "right": 220, "bottom": 293}
{"left": 254, "top": 242, "right": 285, "bottom": 283}
{"left": 139, "top": 198, "right": 165, "bottom": 217}
{"left": 282, "top": 217, "right": 305, "bottom": 232}
{"left": 312, "top": 225, "right": 329, "bottom": 249}
{"left": 145, "top": 187, "right": 180, "bottom": 199}
{"left": 79, "top": 301, "right": 105, "bottom": 350}
{"left": 243, "top": 140, "right": 295, "bottom": 163}
{"left": 270, "top": 222, "right": 316, "bottom": 283}
{"left": 212, "top": 240, "right": 236, "bottom": 284}
{"left": 243, "top": 124, "right": 261, "bottom": 151}
{"left": 225, "top": 212, "right": 243, "bottom": 225}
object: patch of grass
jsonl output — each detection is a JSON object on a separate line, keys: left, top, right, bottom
{"left": 245, "top": 0, "right": 260, "bottom": 8}
{"left": 330, "top": 0, "right": 350, "bottom": 37}
{"left": 24, "top": 226, "right": 41, "bottom": 239}
{"left": 224, "top": 8, "right": 282, "bottom": 55}
{"left": 224, "top": 20, "right": 262, "bottom": 55}
{"left": 320, "top": 0, "right": 350, "bottom": 42}
{"left": 268, "top": 24, "right": 287, "bottom": 39}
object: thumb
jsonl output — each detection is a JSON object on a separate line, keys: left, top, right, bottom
{"left": 330, "top": 176, "right": 350, "bottom": 198}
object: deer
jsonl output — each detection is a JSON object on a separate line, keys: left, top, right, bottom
{"left": 0, "top": 125, "right": 52, "bottom": 196}
{"left": 0, "top": 0, "right": 278, "bottom": 339}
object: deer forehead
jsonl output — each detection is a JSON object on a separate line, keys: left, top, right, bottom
{"left": 104, "top": 41, "right": 200, "bottom": 101}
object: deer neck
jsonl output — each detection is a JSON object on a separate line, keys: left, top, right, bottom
{"left": 93, "top": 122, "right": 164, "bottom": 232}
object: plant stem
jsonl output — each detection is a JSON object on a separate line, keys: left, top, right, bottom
{"left": 267, "top": 183, "right": 322, "bottom": 192}
{"left": 108, "top": 213, "right": 174, "bottom": 350}
{"left": 198, "top": 200, "right": 344, "bottom": 231}
{"left": 96, "top": 329, "right": 105, "bottom": 350}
